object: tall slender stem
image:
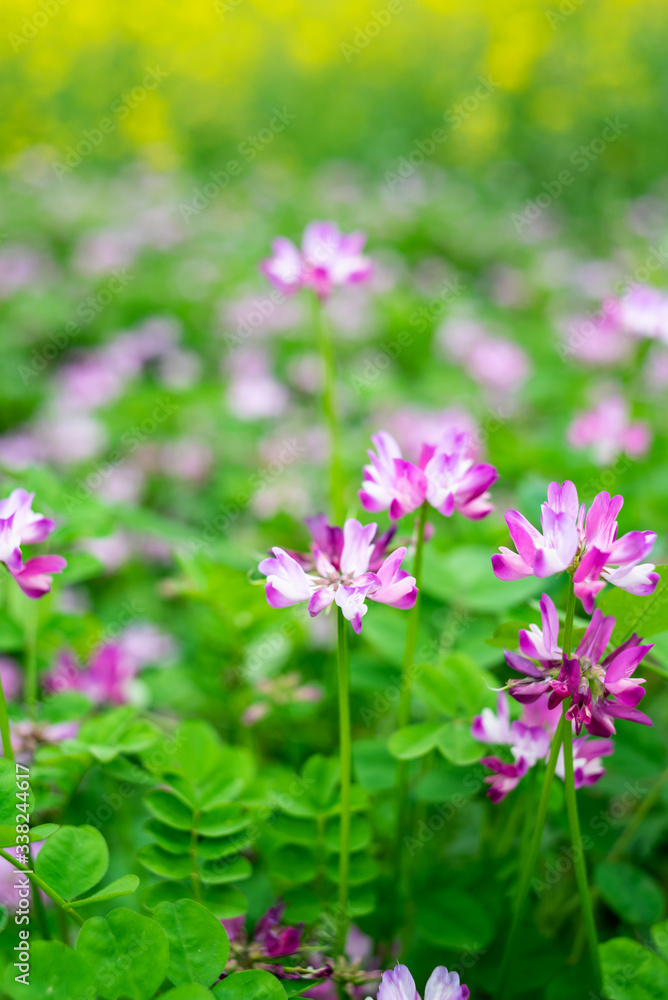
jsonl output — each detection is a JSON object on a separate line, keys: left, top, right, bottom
{"left": 0, "top": 847, "right": 84, "bottom": 926}
{"left": 316, "top": 298, "right": 345, "bottom": 523}
{"left": 0, "top": 667, "right": 14, "bottom": 761}
{"left": 336, "top": 608, "right": 351, "bottom": 957}
{"left": 398, "top": 502, "right": 428, "bottom": 730}
{"left": 562, "top": 711, "right": 601, "bottom": 988}
{"left": 497, "top": 713, "right": 566, "bottom": 999}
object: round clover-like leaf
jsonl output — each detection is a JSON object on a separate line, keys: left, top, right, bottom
{"left": 154, "top": 898, "right": 229, "bottom": 987}
{"left": 3, "top": 941, "right": 95, "bottom": 1000}
{"left": 76, "top": 907, "right": 170, "bottom": 1000}
{"left": 595, "top": 862, "right": 665, "bottom": 925}
{"left": 161, "top": 988, "right": 214, "bottom": 999}
{"left": 601, "top": 937, "right": 668, "bottom": 999}
{"left": 34, "top": 824, "right": 108, "bottom": 901}
{"left": 212, "top": 969, "right": 288, "bottom": 998}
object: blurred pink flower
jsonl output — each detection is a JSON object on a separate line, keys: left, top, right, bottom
{"left": 45, "top": 644, "right": 137, "bottom": 705}
{"left": 561, "top": 309, "right": 633, "bottom": 366}
{"left": 261, "top": 221, "right": 372, "bottom": 300}
{"left": 226, "top": 348, "right": 289, "bottom": 420}
{"left": 9, "top": 721, "right": 79, "bottom": 762}
{"left": 37, "top": 411, "right": 108, "bottom": 465}
{"left": 614, "top": 284, "right": 668, "bottom": 342}
{"left": 0, "top": 489, "right": 66, "bottom": 599}
{"left": 0, "top": 245, "right": 49, "bottom": 299}
{"left": 376, "top": 407, "right": 480, "bottom": 463}
{"left": 242, "top": 671, "right": 323, "bottom": 726}
{"left": 0, "top": 658, "right": 22, "bottom": 701}
{"left": 568, "top": 395, "right": 650, "bottom": 465}
{"left": 437, "top": 317, "right": 530, "bottom": 394}
{"left": 79, "top": 532, "right": 133, "bottom": 572}
{"left": 118, "top": 623, "right": 176, "bottom": 668}
{"left": 159, "top": 438, "right": 213, "bottom": 482}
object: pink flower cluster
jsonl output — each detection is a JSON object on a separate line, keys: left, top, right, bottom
{"left": 45, "top": 623, "right": 174, "bottom": 705}
{"left": 259, "top": 516, "right": 416, "bottom": 634}
{"left": 242, "top": 671, "right": 322, "bottom": 726}
{"left": 568, "top": 395, "right": 650, "bottom": 465}
{"left": 492, "top": 481, "right": 658, "bottom": 612}
{"left": 261, "top": 221, "right": 372, "bottom": 301}
{"left": 503, "top": 593, "right": 652, "bottom": 738}
{"left": 359, "top": 429, "right": 497, "bottom": 522}
{"left": 0, "top": 489, "right": 66, "bottom": 598}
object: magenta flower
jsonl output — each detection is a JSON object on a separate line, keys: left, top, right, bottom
{"left": 45, "top": 644, "right": 138, "bottom": 705}
{"left": 366, "top": 964, "right": 469, "bottom": 1000}
{"left": 259, "top": 517, "right": 417, "bottom": 634}
{"left": 0, "top": 489, "right": 66, "bottom": 599}
{"left": 502, "top": 594, "right": 652, "bottom": 736}
{"left": 567, "top": 395, "right": 650, "bottom": 466}
{"left": 261, "top": 221, "right": 372, "bottom": 300}
{"left": 220, "top": 901, "right": 329, "bottom": 982}
{"left": 492, "top": 481, "right": 659, "bottom": 612}
{"left": 359, "top": 429, "right": 497, "bottom": 522}
{"left": 473, "top": 688, "right": 613, "bottom": 801}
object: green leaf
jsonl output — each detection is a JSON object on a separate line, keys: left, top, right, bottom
{"left": 199, "top": 805, "right": 251, "bottom": 837}
{"left": 145, "top": 789, "right": 194, "bottom": 830}
{"left": 138, "top": 844, "right": 192, "bottom": 879}
{"left": 61, "top": 550, "right": 104, "bottom": 583}
{"left": 601, "top": 937, "right": 668, "bottom": 999}
{"left": 176, "top": 719, "right": 224, "bottom": 783}
{"left": 302, "top": 755, "right": 340, "bottom": 811}
{"left": 326, "top": 851, "right": 378, "bottom": 885}
{"left": 271, "top": 815, "right": 319, "bottom": 846}
{"left": 269, "top": 844, "right": 318, "bottom": 884}
{"left": 416, "top": 888, "right": 494, "bottom": 949}
{"left": 650, "top": 919, "right": 668, "bottom": 962}
{"left": 154, "top": 898, "right": 230, "bottom": 987}
{"left": 212, "top": 969, "right": 288, "bottom": 998}
{"left": 352, "top": 739, "right": 396, "bottom": 793}
{"left": 422, "top": 545, "right": 543, "bottom": 611}
{"left": 595, "top": 862, "right": 665, "bottom": 925}
{"left": 436, "top": 720, "right": 485, "bottom": 765}
{"left": 147, "top": 819, "right": 192, "bottom": 853}
{"left": 197, "top": 832, "right": 253, "bottom": 860}
{"left": 2, "top": 941, "right": 95, "bottom": 1000}
{"left": 284, "top": 982, "right": 327, "bottom": 997}
{"left": 76, "top": 907, "right": 170, "bottom": 1000}
{"left": 0, "top": 822, "right": 59, "bottom": 849}
{"left": 598, "top": 569, "right": 668, "bottom": 644}
{"left": 485, "top": 620, "right": 530, "bottom": 649}
{"left": 69, "top": 874, "right": 140, "bottom": 908}
{"left": 388, "top": 722, "right": 443, "bottom": 760}
{"left": 161, "top": 988, "right": 213, "bottom": 1000}
{"left": 199, "top": 855, "right": 252, "bottom": 885}
{"left": 325, "top": 815, "right": 371, "bottom": 853}
{"left": 35, "top": 825, "right": 108, "bottom": 901}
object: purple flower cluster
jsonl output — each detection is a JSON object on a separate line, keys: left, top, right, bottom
{"left": 492, "top": 481, "right": 658, "bottom": 613}
{"left": 261, "top": 221, "right": 372, "bottom": 301}
{"left": 504, "top": 593, "right": 652, "bottom": 737}
{"left": 259, "top": 516, "right": 417, "bottom": 634}
{"left": 0, "top": 489, "right": 66, "bottom": 599}
{"left": 359, "top": 429, "right": 497, "bottom": 522}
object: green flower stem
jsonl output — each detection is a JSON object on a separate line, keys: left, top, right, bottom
{"left": 0, "top": 846, "right": 84, "bottom": 927}
{"left": 27, "top": 845, "right": 51, "bottom": 940}
{"left": 336, "top": 608, "right": 351, "bottom": 958}
{"left": 395, "top": 501, "right": 429, "bottom": 862}
{"left": 0, "top": 667, "right": 14, "bottom": 762}
{"left": 316, "top": 297, "right": 345, "bottom": 524}
{"left": 497, "top": 713, "right": 566, "bottom": 999}
{"left": 498, "top": 573, "right": 577, "bottom": 998}
{"left": 562, "top": 711, "right": 601, "bottom": 988}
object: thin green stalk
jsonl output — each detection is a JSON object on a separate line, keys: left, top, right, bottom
{"left": 336, "top": 608, "right": 351, "bottom": 957}
{"left": 562, "top": 710, "right": 601, "bottom": 988}
{"left": 0, "top": 846, "right": 84, "bottom": 926}
{"left": 316, "top": 298, "right": 345, "bottom": 523}
{"left": 0, "top": 667, "right": 14, "bottom": 761}
{"left": 497, "top": 713, "right": 566, "bottom": 999}
{"left": 27, "top": 846, "right": 51, "bottom": 940}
